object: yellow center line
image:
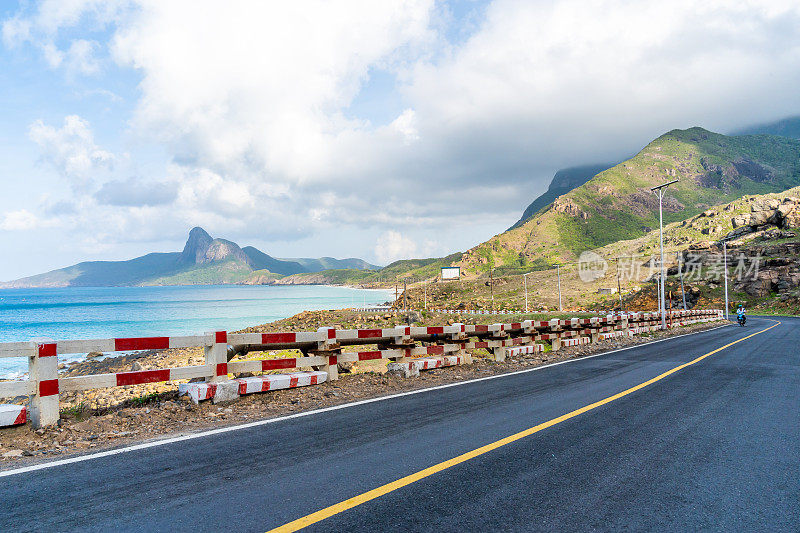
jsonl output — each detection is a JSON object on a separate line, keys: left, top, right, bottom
{"left": 268, "top": 321, "right": 780, "bottom": 532}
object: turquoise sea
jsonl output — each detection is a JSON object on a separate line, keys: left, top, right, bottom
{"left": 0, "top": 285, "right": 392, "bottom": 379}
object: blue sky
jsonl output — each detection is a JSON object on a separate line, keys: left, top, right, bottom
{"left": 1, "top": 0, "right": 799, "bottom": 280}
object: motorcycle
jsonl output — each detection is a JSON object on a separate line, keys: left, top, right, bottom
{"left": 737, "top": 314, "right": 746, "bottom": 326}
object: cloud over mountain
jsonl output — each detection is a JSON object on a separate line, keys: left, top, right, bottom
{"left": 1, "top": 0, "right": 800, "bottom": 278}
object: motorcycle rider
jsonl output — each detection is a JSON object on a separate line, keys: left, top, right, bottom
{"left": 736, "top": 304, "right": 746, "bottom": 325}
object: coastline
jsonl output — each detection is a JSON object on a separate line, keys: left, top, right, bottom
{"left": 0, "top": 285, "right": 393, "bottom": 380}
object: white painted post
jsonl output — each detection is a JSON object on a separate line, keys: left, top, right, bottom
{"left": 493, "top": 346, "right": 507, "bottom": 362}
{"left": 206, "top": 331, "right": 229, "bottom": 383}
{"left": 551, "top": 337, "right": 561, "bottom": 352}
{"left": 30, "top": 342, "right": 60, "bottom": 428}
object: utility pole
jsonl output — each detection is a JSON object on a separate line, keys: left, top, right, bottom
{"left": 424, "top": 280, "right": 427, "bottom": 310}
{"left": 651, "top": 179, "right": 678, "bottom": 329}
{"left": 723, "top": 241, "right": 730, "bottom": 320}
{"left": 556, "top": 264, "right": 562, "bottom": 312}
{"left": 403, "top": 279, "right": 407, "bottom": 312}
{"left": 678, "top": 251, "right": 687, "bottom": 310}
{"left": 490, "top": 267, "right": 494, "bottom": 312}
{"left": 616, "top": 258, "right": 623, "bottom": 311}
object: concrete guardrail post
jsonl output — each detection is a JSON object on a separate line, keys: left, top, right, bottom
{"left": 30, "top": 342, "right": 59, "bottom": 428}
{"left": 551, "top": 337, "right": 561, "bottom": 352}
{"left": 449, "top": 323, "right": 471, "bottom": 364}
{"left": 316, "top": 327, "right": 339, "bottom": 381}
{"left": 206, "top": 331, "right": 229, "bottom": 383}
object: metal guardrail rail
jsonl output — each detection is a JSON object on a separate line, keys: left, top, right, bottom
{"left": 0, "top": 309, "right": 723, "bottom": 428}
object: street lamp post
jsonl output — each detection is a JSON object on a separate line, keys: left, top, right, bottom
{"left": 523, "top": 271, "right": 534, "bottom": 313}
{"left": 651, "top": 179, "right": 678, "bottom": 329}
{"left": 723, "top": 241, "right": 730, "bottom": 320}
{"left": 677, "top": 251, "right": 687, "bottom": 310}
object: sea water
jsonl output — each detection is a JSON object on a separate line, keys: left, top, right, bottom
{"left": 0, "top": 285, "right": 392, "bottom": 379}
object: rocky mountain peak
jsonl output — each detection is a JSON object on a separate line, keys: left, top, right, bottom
{"left": 179, "top": 227, "right": 215, "bottom": 264}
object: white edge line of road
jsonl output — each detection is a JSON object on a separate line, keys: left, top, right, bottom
{"left": 0, "top": 321, "right": 733, "bottom": 478}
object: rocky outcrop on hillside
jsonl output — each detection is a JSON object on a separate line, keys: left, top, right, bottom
{"left": 727, "top": 196, "right": 800, "bottom": 235}
{"left": 681, "top": 241, "right": 800, "bottom": 298}
{"left": 552, "top": 197, "right": 589, "bottom": 219}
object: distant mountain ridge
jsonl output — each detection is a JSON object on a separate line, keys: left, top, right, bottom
{"left": 1, "top": 227, "right": 379, "bottom": 288}
{"left": 509, "top": 163, "right": 616, "bottom": 230}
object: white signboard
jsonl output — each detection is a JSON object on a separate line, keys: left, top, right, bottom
{"left": 441, "top": 267, "right": 461, "bottom": 280}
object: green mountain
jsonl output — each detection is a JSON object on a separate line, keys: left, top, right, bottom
{"left": 2, "top": 227, "right": 377, "bottom": 287}
{"left": 457, "top": 127, "right": 800, "bottom": 275}
{"left": 280, "top": 256, "right": 380, "bottom": 272}
{"left": 509, "top": 163, "right": 616, "bottom": 230}
{"left": 732, "top": 116, "right": 800, "bottom": 139}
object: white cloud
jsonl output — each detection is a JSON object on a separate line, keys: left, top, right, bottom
{"left": 28, "top": 115, "right": 115, "bottom": 190}
{"left": 391, "top": 108, "right": 420, "bottom": 144}
{"left": 4, "top": 0, "right": 800, "bottom": 273}
{"left": 0, "top": 210, "right": 44, "bottom": 231}
{"left": 95, "top": 176, "right": 178, "bottom": 206}
{"left": 65, "top": 39, "right": 101, "bottom": 75}
{"left": 375, "top": 230, "right": 418, "bottom": 264}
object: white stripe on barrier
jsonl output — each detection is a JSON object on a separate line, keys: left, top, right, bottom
{"left": 506, "top": 344, "right": 545, "bottom": 356}
{"left": 0, "top": 404, "right": 26, "bottom": 427}
{"left": 178, "top": 371, "right": 328, "bottom": 403}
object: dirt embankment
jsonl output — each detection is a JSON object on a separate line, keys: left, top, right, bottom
{"left": 0, "top": 314, "right": 725, "bottom": 467}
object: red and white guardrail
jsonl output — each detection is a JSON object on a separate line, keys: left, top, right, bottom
{"left": 0, "top": 309, "right": 723, "bottom": 428}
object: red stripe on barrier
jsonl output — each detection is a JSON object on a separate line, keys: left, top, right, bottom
{"left": 216, "top": 363, "right": 228, "bottom": 376}
{"left": 357, "top": 329, "right": 383, "bottom": 339}
{"left": 39, "top": 379, "right": 59, "bottom": 397}
{"left": 358, "top": 350, "right": 383, "bottom": 361}
{"left": 38, "top": 343, "right": 57, "bottom": 357}
{"left": 329, "top": 355, "right": 337, "bottom": 365}
{"left": 261, "top": 380, "right": 271, "bottom": 392}
{"left": 426, "top": 345, "right": 444, "bottom": 355}
{"left": 327, "top": 328, "right": 336, "bottom": 339}
{"left": 116, "top": 369, "right": 171, "bottom": 386}
{"left": 206, "top": 384, "right": 218, "bottom": 399}
{"left": 215, "top": 331, "right": 228, "bottom": 344}
{"left": 310, "top": 375, "right": 318, "bottom": 385}
{"left": 290, "top": 376, "right": 299, "bottom": 387}
{"left": 261, "top": 332, "right": 297, "bottom": 344}
{"left": 474, "top": 325, "right": 489, "bottom": 333}
{"left": 510, "top": 323, "right": 522, "bottom": 330}
{"left": 262, "top": 358, "right": 296, "bottom": 370}
{"left": 426, "top": 327, "right": 444, "bottom": 335}
{"left": 13, "top": 407, "right": 26, "bottom": 425}
{"left": 115, "top": 337, "right": 170, "bottom": 351}
{"left": 474, "top": 341, "right": 489, "bottom": 349}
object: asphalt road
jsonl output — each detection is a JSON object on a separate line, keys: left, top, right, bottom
{"left": 1, "top": 317, "right": 798, "bottom": 532}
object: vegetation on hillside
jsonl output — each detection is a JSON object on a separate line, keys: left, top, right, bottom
{"left": 456, "top": 127, "right": 800, "bottom": 276}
